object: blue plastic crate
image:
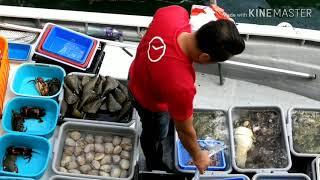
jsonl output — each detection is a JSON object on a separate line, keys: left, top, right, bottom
{"left": 11, "top": 63, "right": 65, "bottom": 99}
{"left": 0, "top": 134, "right": 51, "bottom": 179}
{"left": 8, "top": 42, "right": 31, "bottom": 61}
{"left": 2, "top": 96, "right": 59, "bottom": 138}
{"left": 42, "top": 26, "right": 94, "bottom": 64}
{"left": 177, "top": 140, "right": 226, "bottom": 171}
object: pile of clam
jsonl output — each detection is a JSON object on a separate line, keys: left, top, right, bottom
{"left": 58, "top": 131, "right": 133, "bottom": 178}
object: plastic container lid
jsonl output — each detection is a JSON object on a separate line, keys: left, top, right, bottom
{"left": 0, "top": 134, "right": 51, "bottom": 179}
{"left": 42, "top": 26, "right": 94, "bottom": 64}
{"left": 2, "top": 96, "right": 59, "bottom": 138}
{"left": 177, "top": 139, "right": 226, "bottom": 171}
{"left": 8, "top": 42, "right": 31, "bottom": 61}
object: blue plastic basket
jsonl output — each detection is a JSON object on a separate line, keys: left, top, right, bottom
{"left": 8, "top": 42, "right": 31, "bottom": 61}
{"left": 0, "top": 134, "right": 51, "bottom": 179}
{"left": 11, "top": 63, "right": 65, "bottom": 99}
{"left": 42, "top": 26, "right": 94, "bottom": 64}
{"left": 2, "top": 96, "right": 59, "bottom": 138}
{"left": 177, "top": 140, "right": 226, "bottom": 171}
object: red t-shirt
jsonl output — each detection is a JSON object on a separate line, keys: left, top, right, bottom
{"left": 129, "top": 5, "right": 196, "bottom": 121}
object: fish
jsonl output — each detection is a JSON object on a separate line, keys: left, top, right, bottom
{"left": 117, "top": 101, "right": 132, "bottom": 120}
{"left": 113, "top": 88, "right": 127, "bottom": 104}
{"left": 81, "top": 76, "right": 91, "bottom": 86}
{"left": 83, "top": 75, "right": 99, "bottom": 93}
{"left": 64, "top": 84, "right": 79, "bottom": 105}
{"left": 107, "top": 94, "right": 122, "bottom": 113}
{"left": 71, "top": 108, "right": 83, "bottom": 119}
{"left": 102, "top": 77, "right": 119, "bottom": 96}
{"left": 95, "top": 75, "right": 106, "bottom": 95}
{"left": 118, "top": 83, "right": 129, "bottom": 99}
{"left": 65, "top": 75, "right": 80, "bottom": 94}
{"left": 83, "top": 97, "right": 106, "bottom": 114}
{"left": 79, "top": 90, "right": 98, "bottom": 109}
{"left": 60, "top": 100, "right": 68, "bottom": 119}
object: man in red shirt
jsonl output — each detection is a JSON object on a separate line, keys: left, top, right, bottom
{"left": 129, "top": 5, "right": 245, "bottom": 173}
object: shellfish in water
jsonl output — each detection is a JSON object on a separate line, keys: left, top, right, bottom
{"left": 235, "top": 126, "right": 254, "bottom": 168}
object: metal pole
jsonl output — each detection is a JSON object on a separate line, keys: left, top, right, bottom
{"left": 218, "top": 63, "right": 224, "bottom": 85}
{"left": 225, "top": 60, "right": 317, "bottom": 79}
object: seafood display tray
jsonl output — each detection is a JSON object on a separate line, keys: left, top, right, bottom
{"left": 0, "top": 134, "right": 51, "bottom": 179}
{"left": 287, "top": 107, "right": 320, "bottom": 157}
{"left": 8, "top": 42, "right": 31, "bottom": 62}
{"left": 52, "top": 122, "right": 138, "bottom": 180}
{"left": 198, "top": 174, "right": 250, "bottom": 180}
{"left": 174, "top": 108, "right": 233, "bottom": 174}
{"left": 10, "top": 63, "right": 66, "bottom": 99}
{"left": 177, "top": 139, "right": 226, "bottom": 171}
{"left": 62, "top": 72, "right": 137, "bottom": 127}
{"left": 252, "top": 173, "right": 311, "bottom": 180}
{"left": 317, "top": 157, "right": 320, "bottom": 180}
{"left": 2, "top": 97, "right": 59, "bottom": 138}
{"left": 228, "top": 106, "right": 292, "bottom": 173}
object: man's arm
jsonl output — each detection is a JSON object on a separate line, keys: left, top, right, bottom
{"left": 175, "top": 115, "right": 210, "bottom": 174}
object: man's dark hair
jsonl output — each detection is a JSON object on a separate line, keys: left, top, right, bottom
{"left": 196, "top": 19, "right": 245, "bottom": 62}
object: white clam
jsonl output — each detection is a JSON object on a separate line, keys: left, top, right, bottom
{"left": 58, "top": 167, "right": 68, "bottom": 173}
{"left": 85, "top": 134, "right": 95, "bottom": 144}
{"left": 84, "top": 144, "right": 95, "bottom": 153}
{"left": 88, "top": 170, "right": 99, "bottom": 175}
{"left": 100, "top": 155, "right": 112, "bottom": 165}
{"left": 119, "top": 159, "right": 130, "bottom": 170}
{"left": 104, "top": 143, "right": 114, "bottom": 154}
{"left": 120, "top": 170, "right": 128, "bottom": 178}
{"left": 120, "top": 150, "right": 130, "bottom": 160}
{"left": 111, "top": 168, "right": 121, "bottom": 178}
{"left": 113, "top": 145, "right": 122, "bottom": 154}
{"left": 94, "top": 153, "right": 105, "bottom": 160}
{"left": 65, "top": 138, "right": 76, "bottom": 147}
{"left": 122, "top": 144, "right": 133, "bottom": 151}
{"left": 74, "top": 146, "right": 83, "bottom": 156}
{"left": 121, "top": 137, "right": 132, "bottom": 146}
{"left": 104, "top": 135, "right": 113, "bottom": 143}
{"left": 76, "top": 138, "right": 87, "bottom": 149}
{"left": 60, "top": 155, "right": 72, "bottom": 167}
{"left": 79, "top": 164, "right": 92, "bottom": 174}
{"left": 112, "top": 155, "right": 121, "bottom": 164}
{"left": 86, "top": 152, "right": 95, "bottom": 162}
{"left": 63, "top": 146, "right": 74, "bottom": 156}
{"left": 67, "top": 161, "right": 79, "bottom": 170}
{"left": 94, "top": 144, "right": 104, "bottom": 153}
{"left": 99, "top": 171, "right": 111, "bottom": 177}
{"left": 69, "top": 131, "right": 81, "bottom": 141}
{"left": 95, "top": 135, "right": 104, "bottom": 144}
{"left": 76, "top": 154, "right": 86, "bottom": 166}
{"left": 112, "top": 136, "right": 122, "bottom": 146}
{"left": 68, "top": 169, "right": 81, "bottom": 174}
{"left": 91, "top": 160, "right": 101, "bottom": 170}
{"left": 100, "top": 164, "right": 112, "bottom": 172}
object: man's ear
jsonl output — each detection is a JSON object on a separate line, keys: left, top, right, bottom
{"left": 198, "top": 53, "right": 211, "bottom": 64}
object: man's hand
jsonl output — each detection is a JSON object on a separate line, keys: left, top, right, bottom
{"left": 193, "top": 150, "right": 211, "bottom": 174}
{"left": 175, "top": 115, "right": 210, "bottom": 174}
